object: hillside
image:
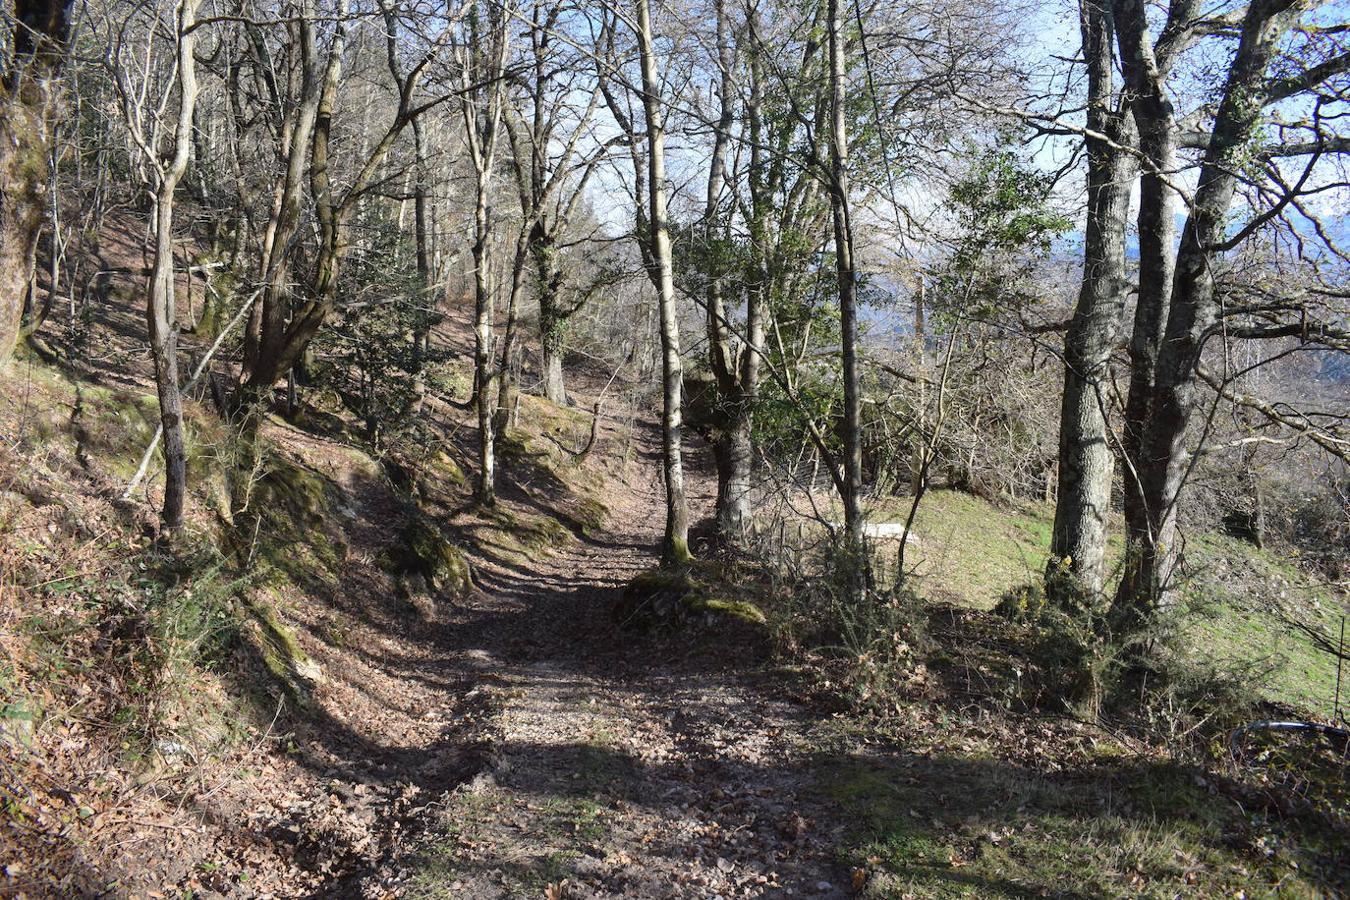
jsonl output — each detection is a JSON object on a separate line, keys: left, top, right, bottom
{"left": 869, "top": 491, "right": 1346, "bottom": 719}
{"left": 6, "top": 0, "right": 1350, "bottom": 894}
{"left": 0, "top": 271, "right": 1345, "bottom": 897}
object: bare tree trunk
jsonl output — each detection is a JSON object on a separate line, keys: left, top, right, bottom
{"left": 410, "top": 116, "right": 432, "bottom": 414}
{"left": 910, "top": 278, "right": 926, "bottom": 495}
{"left": 495, "top": 232, "right": 530, "bottom": 436}
{"left": 1111, "top": 0, "right": 1177, "bottom": 615}
{"left": 540, "top": 338, "right": 567, "bottom": 405}
{"left": 244, "top": 0, "right": 428, "bottom": 405}
{"left": 459, "top": 0, "right": 510, "bottom": 506}
{"left": 826, "top": 0, "right": 863, "bottom": 546}
{"left": 1113, "top": 0, "right": 1303, "bottom": 625}
{"left": 147, "top": 196, "right": 189, "bottom": 530}
{"left": 701, "top": 0, "right": 755, "bottom": 543}
{"left": 243, "top": 0, "right": 331, "bottom": 394}
{"left": 502, "top": 3, "right": 610, "bottom": 410}
{"left": 636, "top": 0, "right": 690, "bottom": 565}
{"left": 472, "top": 197, "right": 497, "bottom": 503}
{"left": 536, "top": 225, "right": 569, "bottom": 406}
{"left": 139, "top": 0, "right": 200, "bottom": 531}
{"left": 1048, "top": 0, "right": 1136, "bottom": 603}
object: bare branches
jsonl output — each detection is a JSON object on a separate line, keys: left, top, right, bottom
{"left": 1197, "top": 363, "right": 1350, "bottom": 462}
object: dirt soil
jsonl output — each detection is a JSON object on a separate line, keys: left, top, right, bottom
{"left": 198, "top": 421, "right": 854, "bottom": 898}
{"left": 1, "top": 277, "right": 856, "bottom": 897}
{"left": 349, "top": 439, "right": 854, "bottom": 899}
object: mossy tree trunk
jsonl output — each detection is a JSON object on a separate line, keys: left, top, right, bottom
{"left": 410, "top": 116, "right": 433, "bottom": 415}
{"left": 0, "top": 0, "right": 72, "bottom": 365}
{"left": 710, "top": 402, "right": 754, "bottom": 538}
{"left": 538, "top": 234, "right": 569, "bottom": 406}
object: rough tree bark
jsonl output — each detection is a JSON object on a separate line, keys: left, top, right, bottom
{"left": 1114, "top": 0, "right": 1308, "bottom": 623}
{"left": 1110, "top": 0, "right": 1179, "bottom": 615}
{"left": 0, "top": 0, "right": 72, "bottom": 364}
{"left": 702, "top": 0, "right": 759, "bottom": 544}
{"left": 1048, "top": 0, "right": 1137, "bottom": 603}
{"left": 410, "top": 115, "right": 433, "bottom": 415}
{"left": 535, "top": 220, "right": 569, "bottom": 405}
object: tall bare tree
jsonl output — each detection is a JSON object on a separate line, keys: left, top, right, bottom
{"left": 502, "top": 0, "right": 612, "bottom": 407}
{"left": 122, "top": 0, "right": 202, "bottom": 530}
{"left": 458, "top": 0, "right": 511, "bottom": 505}
{"left": 634, "top": 0, "right": 691, "bottom": 564}
{"left": 240, "top": 0, "right": 444, "bottom": 412}
{"left": 826, "top": 0, "right": 862, "bottom": 547}
{"left": 696, "top": 0, "right": 767, "bottom": 544}
{"left": 1047, "top": 0, "right": 1137, "bottom": 604}
{"left": 1113, "top": 0, "right": 1350, "bottom": 622}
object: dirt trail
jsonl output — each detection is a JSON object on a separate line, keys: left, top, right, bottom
{"left": 349, "top": 438, "right": 852, "bottom": 899}
{"left": 5, "top": 251, "right": 852, "bottom": 897}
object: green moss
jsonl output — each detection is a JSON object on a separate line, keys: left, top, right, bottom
{"left": 245, "top": 457, "right": 347, "bottom": 588}
{"left": 465, "top": 503, "right": 574, "bottom": 562}
{"left": 665, "top": 535, "right": 693, "bottom": 567}
{"left": 685, "top": 596, "right": 768, "bottom": 625}
{"left": 190, "top": 266, "right": 239, "bottom": 340}
{"left": 70, "top": 383, "right": 160, "bottom": 476}
{"left": 386, "top": 514, "right": 472, "bottom": 598}
{"left": 516, "top": 512, "right": 570, "bottom": 552}
{"left": 614, "top": 566, "right": 767, "bottom": 631}
{"left": 573, "top": 496, "right": 609, "bottom": 537}
{"left": 428, "top": 450, "right": 467, "bottom": 489}
{"left": 628, "top": 567, "right": 694, "bottom": 592}
{"left": 248, "top": 593, "right": 322, "bottom": 704}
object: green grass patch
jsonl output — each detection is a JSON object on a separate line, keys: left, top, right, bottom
{"left": 1180, "top": 533, "right": 1345, "bottom": 718}
{"left": 834, "top": 490, "right": 1343, "bottom": 717}
{"left": 817, "top": 751, "right": 1340, "bottom": 898}
{"left": 860, "top": 491, "right": 1088, "bottom": 610}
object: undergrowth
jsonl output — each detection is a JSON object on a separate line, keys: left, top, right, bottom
{"left": 765, "top": 534, "right": 929, "bottom": 713}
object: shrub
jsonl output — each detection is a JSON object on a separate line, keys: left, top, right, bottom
{"left": 769, "top": 535, "right": 928, "bottom": 713}
{"left": 994, "top": 574, "right": 1115, "bottom": 716}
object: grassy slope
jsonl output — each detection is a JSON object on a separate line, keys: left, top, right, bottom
{"left": 797, "top": 490, "right": 1349, "bottom": 897}
{"left": 815, "top": 728, "right": 1342, "bottom": 899}
{"left": 862, "top": 489, "right": 1345, "bottom": 718}
{"left": 866, "top": 491, "right": 1065, "bottom": 609}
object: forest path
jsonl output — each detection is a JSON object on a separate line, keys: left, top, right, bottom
{"left": 356, "top": 430, "right": 853, "bottom": 899}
